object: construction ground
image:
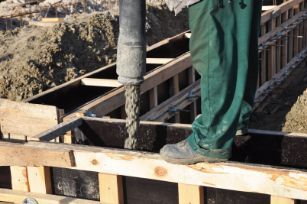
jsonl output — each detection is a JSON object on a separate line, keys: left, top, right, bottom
{"left": 0, "top": 0, "right": 307, "bottom": 203}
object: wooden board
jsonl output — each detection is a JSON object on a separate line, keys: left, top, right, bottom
{"left": 178, "top": 184, "right": 204, "bottom": 204}
{"left": 146, "top": 58, "right": 174, "bottom": 64}
{"left": 27, "top": 167, "right": 52, "bottom": 194}
{"left": 0, "top": 99, "right": 60, "bottom": 195}
{"left": 0, "top": 141, "right": 75, "bottom": 167}
{"left": 31, "top": 116, "right": 307, "bottom": 169}
{"left": 99, "top": 173, "right": 123, "bottom": 204}
{"left": 10, "top": 166, "right": 29, "bottom": 192}
{"left": 41, "top": 18, "right": 64, "bottom": 23}
{"left": 0, "top": 188, "right": 99, "bottom": 204}
{"left": 271, "top": 196, "right": 295, "bottom": 204}
{"left": 262, "top": 5, "right": 278, "bottom": 11}
{"left": 1, "top": 140, "right": 307, "bottom": 200}
{"left": 81, "top": 78, "right": 121, "bottom": 88}
{"left": 0, "top": 99, "right": 58, "bottom": 138}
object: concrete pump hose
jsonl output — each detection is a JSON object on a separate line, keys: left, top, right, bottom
{"left": 116, "top": 0, "right": 146, "bottom": 149}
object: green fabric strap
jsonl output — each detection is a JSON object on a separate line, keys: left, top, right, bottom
{"left": 187, "top": 0, "right": 262, "bottom": 158}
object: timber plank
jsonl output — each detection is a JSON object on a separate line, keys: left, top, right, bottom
{"left": 0, "top": 99, "right": 58, "bottom": 138}
{"left": 81, "top": 78, "right": 121, "bottom": 88}
{"left": 271, "top": 196, "right": 295, "bottom": 204}
{"left": 0, "top": 188, "right": 99, "bottom": 204}
{"left": 41, "top": 18, "right": 64, "bottom": 23}
{"left": 178, "top": 184, "right": 204, "bottom": 204}
{"left": 34, "top": 117, "right": 83, "bottom": 141}
{"left": 0, "top": 99, "right": 59, "bottom": 195}
{"left": 99, "top": 173, "right": 124, "bottom": 204}
{"left": 10, "top": 167, "right": 29, "bottom": 192}
{"left": 27, "top": 167, "right": 52, "bottom": 194}
{"left": 1, "top": 140, "right": 307, "bottom": 200}
{"left": 146, "top": 58, "right": 174, "bottom": 64}
{"left": 0, "top": 141, "right": 75, "bottom": 167}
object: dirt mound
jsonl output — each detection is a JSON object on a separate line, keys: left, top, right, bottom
{"left": 146, "top": 3, "right": 188, "bottom": 45}
{"left": 250, "top": 63, "right": 307, "bottom": 133}
{"left": 0, "top": 4, "right": 188, "bottom": 101}
{"left": 283, "top": 88, "right": 307, "bottom": 133}
{"left": 0, "top": 12, "right": 118, "bottom": 100}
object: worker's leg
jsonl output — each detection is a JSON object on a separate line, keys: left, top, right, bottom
{"left": 160, "top": 0, "right": 262, "bottom": 163}
{"left": 188, "top": 0, "right": 262, "bottom": 157}
{"left": 239, "top": 0, "right": 262, "bottom": 130}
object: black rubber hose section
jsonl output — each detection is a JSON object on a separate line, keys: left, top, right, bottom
{"left": 116, "top": 0, "right": 146, "bottom": 85}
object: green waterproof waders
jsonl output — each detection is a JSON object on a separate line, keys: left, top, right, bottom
{"left": 187, "top": 0, "right": 262, "bottom": 159}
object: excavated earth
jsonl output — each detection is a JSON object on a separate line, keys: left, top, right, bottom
{"left": 250, "top": 62, "right": 307, "bottom": 133}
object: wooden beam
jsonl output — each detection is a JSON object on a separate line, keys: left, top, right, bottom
{"left": 99, "top": 173, "right": 124, "bottom": 204}
{"left": 0, "top": 141, "right": 75, "bottom": 167}
{"left": 178, "top": 184, "right": 204, "bottom": 204}
{"left": 0, "top": 188, "right": 99, "bottom": 204}
{"left": 146, "top": 58, "right": 174, "bottom": 64}
{"left": 184, "top": 33, "right": 191, "bottom": 39}
{"left": 147, "top": 30, "right": 188, "bottom": 51}
{"left": 41, "top": 18, "right": 64, "bottom": 23}
{"left": 268, "top": 18, "right": 277, "bottom": 79}
{"left": 262, "top": 6, "right": 278, "bottom": 11}
{"left": 0, "top": 100, "right": 59, "bottom": 195}
{"left": 10, "top": 166, "right": 29, "bottom": 192}
{"left": 149, "top": 87, "right": 158, "bottom": 108}
{"left": 281, "top": 10, "right": 289, "bottom": 67}
{"left": 81, "top": 78, "right": 121, "bottom": 88}
{"left": 0, "top": 99, "right": 58, "bottom": 139}
{"left": 3, "top": 140, "right": 307, "bottom": 200}
{"left": 34, "top": 117, "right": 83, "bottom": 141}
{"left": 188, "top": 68, "right": 197, "bottom": 120}
{"left": 271, "top": 196, "right": 295, "bottom": 204}
{"left": 27, "top": 167, "right": 52, "bottom": 194}
{"left": 260, "top": 25, "right": 267, "bottom": 85}
{"left": 172, "top": 75, "right": 180, "bottom": 122}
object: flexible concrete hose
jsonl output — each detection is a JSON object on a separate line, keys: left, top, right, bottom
{"left": 116, "top": 0, "right": 146, "bottom": 149}
{"left": 124, "top": 85, "right": 141, "bottom": 149}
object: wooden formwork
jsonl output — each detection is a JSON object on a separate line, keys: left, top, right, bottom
{"left": 0, "top": 99, "right": 61, "bottom": 198}
{"left": 1, "top": 0, "right": 307, "bottom": 203}
{"left": 0, "top": 117, "right": 307, "bottom": 203}
{"left": 26, "top": 0, "right": 307, "bottom": 125}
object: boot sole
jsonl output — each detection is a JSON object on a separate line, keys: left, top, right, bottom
{"left": 161, "top": 156, "right": 228, "bottom": 165}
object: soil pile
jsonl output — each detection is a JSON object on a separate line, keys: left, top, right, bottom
{"left": 250, "top": 63, "right": 307, "bottom": 133}
{"left": 283, "top": 89, "right": 307, "bottom": 133}
{"left": 0, "top": 3, "right": 188, "bottom": 100}
{"left": 0, "top": 12, "right": 119, "bottom": 100}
